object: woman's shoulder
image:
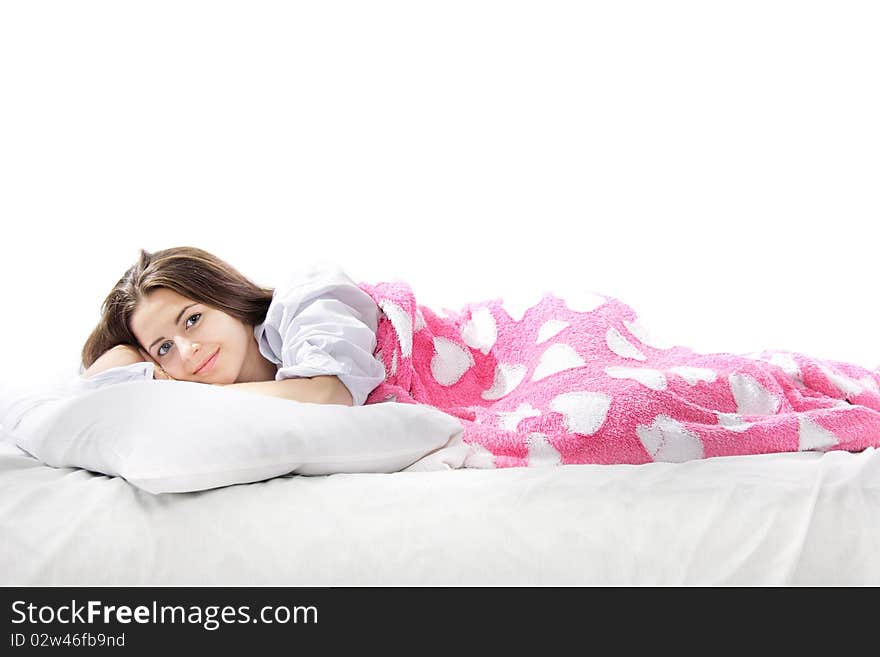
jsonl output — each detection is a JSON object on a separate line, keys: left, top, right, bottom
{"left": 263, "top": 260, "right": 378, "bottom": 324}
{"left": 274, "top": 260, "right": 357, "bottom": 297}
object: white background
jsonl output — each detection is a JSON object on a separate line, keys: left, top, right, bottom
{"left": 1, "top": 1, "right": 878, "bottom": 386}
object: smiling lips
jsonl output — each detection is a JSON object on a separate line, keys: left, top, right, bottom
{"left": 194, "top": 349, "right": 219, "bottom": 375}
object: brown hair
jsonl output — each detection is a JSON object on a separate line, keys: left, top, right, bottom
{"left": 81, "top": 246, "right": 275, "bottom": 369}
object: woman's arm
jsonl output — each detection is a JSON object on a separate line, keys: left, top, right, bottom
{"left": 84, "top": 346, "right": 351, "bottom": 404}
{"left": 81, "top": 345, "right": 147, "bottom": 378}
{"left": 82, "top": 344, "right": 173, "bottom": 380}
{"left": 221, "top": 375, "right": 354, "bottom": 406}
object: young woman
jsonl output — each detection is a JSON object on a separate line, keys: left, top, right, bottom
{"left": 80, "top": 247, "right": 388, "bottom": 406}
{"left": 79, "top": 245, "right": 880, "bottom": 467}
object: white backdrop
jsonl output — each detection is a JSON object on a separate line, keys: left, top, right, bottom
{"left": 1, "top": 1, "right": 878, "bottom": 386}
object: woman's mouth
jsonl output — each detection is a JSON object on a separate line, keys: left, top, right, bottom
{"left": 194, "top": 349, "right": 219, "bottom": 375}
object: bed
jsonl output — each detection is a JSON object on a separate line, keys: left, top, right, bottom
{"left": 4, "top": 278, "right": 880, "bottom": 587}
{"left": 1, "top": 434, "right": 878, "bottom": 586}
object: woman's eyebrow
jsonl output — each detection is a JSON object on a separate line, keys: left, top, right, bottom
{"left": 148, "top": 303, "right": 198, "bottom": 351}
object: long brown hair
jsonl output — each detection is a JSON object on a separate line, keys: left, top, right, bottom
{"left": 81, "top": 246, "right": 275, "bottom": 369}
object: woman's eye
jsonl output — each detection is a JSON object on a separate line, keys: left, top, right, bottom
{"left": 157, "top": 313, "right": 201, "bottom": 357}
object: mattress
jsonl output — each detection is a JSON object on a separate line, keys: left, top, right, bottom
{"left": 1, "top": 440, "right": 878, "bottom": 586}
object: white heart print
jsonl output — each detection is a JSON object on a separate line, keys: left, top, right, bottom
{"left": 461, "top": 306, "right": 497, "bottom": 355}
{"left": 527, "top": 433, "right": 562, "bottom": 467}
{"left": 550, "top": 391, "right": 612, "bottom": 435}
{"left": 482, "top": 363, "right": 527, "bottom": 401}
{"left": 798, "top": 415, "right": 839, "bottom": 451}
{"left": 430, "top": 337, "right": 475, "bottom": 386}
{"left": 532, "top": 344, "right": 586, "bottom": 381}
{"left": 637, "top": 415, "right": 704, "bottom": 462}
{"left": 606, "top": 327, "right": 646, "bottom": 361}
{"left": 380, "top": 300, "right": 413, "bottom": 358}
{"left": 604, "top": 366, "right": 667, "bottom": 391}
{"left": 537, "top": 319, "right": 569, "bottom": 344}
{"left": 729, "top": 373, "right": 779, "bottom": 415}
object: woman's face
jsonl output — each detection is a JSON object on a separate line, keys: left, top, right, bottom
{"left": 130, "top": 288, "right": 254, "bottom": 384}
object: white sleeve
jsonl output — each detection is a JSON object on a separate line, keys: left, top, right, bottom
{"left": 1, "top": 362, "right": 155, "bottom": 438}
{"left": 67, "top": 362, "right": 156, "bottom": 394}
{"left": 256, "top": 262, "right": 386, "bottom": 407}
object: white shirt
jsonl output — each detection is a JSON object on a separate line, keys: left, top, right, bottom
{"left": 68, "top": 261, "right": 387, "bottom": 406}
{"left": 253, "top": 261, "right": 386, "bottom": 406}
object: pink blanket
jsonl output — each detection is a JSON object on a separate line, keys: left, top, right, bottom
{"left": 358, "top": 280, "right": 880, "bottom": 467}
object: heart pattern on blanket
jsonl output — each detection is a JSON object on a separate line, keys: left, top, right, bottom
{"left": 818, "top": 364, "right": 863, "bottom": 397}
{"left": 668, "top": 366, "right": 717, "bottom": 385}
{"left": 527, "top": 432, "right": 562, "bottom": 466}
{"left": 360, "top": 279, "right": 880, "bottom": 468}
{"left": 766, "top": 352, "right": 802, "bottom": 383}
{"left": 860, "top": 376, "right": 880, "bottom": 395}
{"left": 798, "top": 416, "right": 839, "bottom": 451}
{"left": 606, "top": 327, "right": 647, "bottom": 361}
{"left": 502, "top": 293, "right": 542, "bottom": 323}
{"left": 414, "top": 308, "right": 427, "bottom": 332}
{"left": 729, "top": 373, "right": 780, "bottom": 415}
{"left": 604, "top": 366, "right": 667, "bottom": 391}
{"left": 380, "top": 300, "right": 413, "bottom": 358}
{"left": 532, "top": 343, "right": 586, "bottom": 381}
{"left": 375, "top": 348, "right": 398, "bottom": 377}
{"left": 461, "top": 306, "right": 497, "bottom": 355}
{"left": 623, "top": 316, "right": 673, "bottom": 349}
{"left": 716, "top": 412, "right": 752, "bottom": 432}
{"left": 431, "top": 337, "right": 475, "bottom": 386}
{"left": 496, "top": 403, "right": 542, "bottom": 431}
{"left": 556, "top": 288, "right": 606, "bottom": 314}
{"left": 537, "top": 319, "right": 569, "bottom": 344}
{"left": 550, "top": 391, "right": 612, "bottom": 435}
{"left": 637, "top": 415, "right": 704, "bottom": 462}
{"left": 482, "top": 363, "right": 528, "bottom": 401}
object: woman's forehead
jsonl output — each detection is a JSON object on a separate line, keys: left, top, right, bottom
{"left": 145, "top": 287, "right": 191, "bottom": 304}
{"left": 131, "top": 289, "right": 196, "bottom": 332}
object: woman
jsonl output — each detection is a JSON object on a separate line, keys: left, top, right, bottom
{"left": 80, "top": 247, "right": 388, "bottom": 406}
{"left": 81, "top": 245, "right": 880, "bottom": 467}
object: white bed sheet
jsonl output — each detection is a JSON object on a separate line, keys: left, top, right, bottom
{"left": 1, "top": 440, "right": 878, "bottom": 586}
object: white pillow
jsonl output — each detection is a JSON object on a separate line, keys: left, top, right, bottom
{"left": 2, "top": 380, "right": 467, "bottom": 494}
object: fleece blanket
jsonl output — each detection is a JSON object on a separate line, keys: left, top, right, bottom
{"left": 358, "top": 280, "right": 880, "bottom": 467}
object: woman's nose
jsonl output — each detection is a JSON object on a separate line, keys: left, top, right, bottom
{"left": 175, "top": 338, "right": 202, "bottom": 358}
